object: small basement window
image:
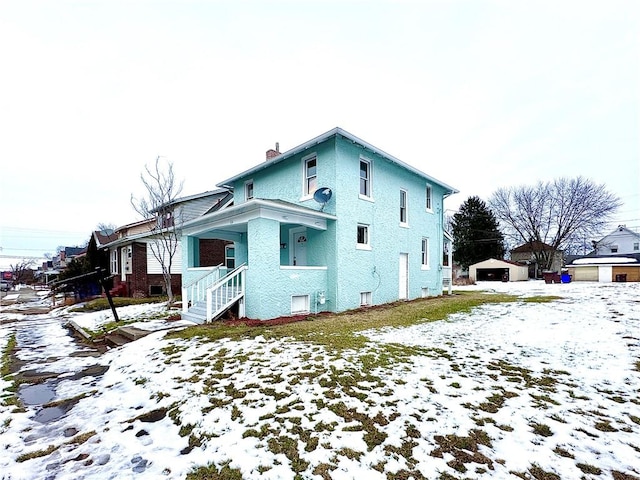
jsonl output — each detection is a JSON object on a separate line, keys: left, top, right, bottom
{"left": 291, "top": 295, "right": 310, "bottom": 315}
{"left": 360, "top": 291, "right": 372, "bottom": 306}
{"left": 149, "top": 285, "right": 163, "bottom": 296}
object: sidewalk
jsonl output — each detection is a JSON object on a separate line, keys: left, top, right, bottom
{"left": 0, "top": 286, "right": 53, "bottom": 313}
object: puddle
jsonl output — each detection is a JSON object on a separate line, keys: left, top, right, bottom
{"left": 19, "top": 382, "right": 56, "bottom": 405}
{"left": 18, "top": 364, "right": 110, "bottom": 425}
{"left": 34, "top": 405, "right": 68, "bottom": 423}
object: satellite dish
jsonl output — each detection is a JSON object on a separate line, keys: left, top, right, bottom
{"left": 313, "top": 187, "right": 333, "bottom": 210}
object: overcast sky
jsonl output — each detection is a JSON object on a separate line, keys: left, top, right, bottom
{"left": 1, "top": 0, "right": 638, "bottom": 261}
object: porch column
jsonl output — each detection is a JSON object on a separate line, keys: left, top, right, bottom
{"left": 245, "top": 217, "right": 281, "bottom": 319}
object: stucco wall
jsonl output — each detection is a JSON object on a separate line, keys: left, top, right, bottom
{"left": 200, "top": 133, "right": 450, "bottom": 319}
{"left": 331, "top": 137, "right": 444, "bottom": 311}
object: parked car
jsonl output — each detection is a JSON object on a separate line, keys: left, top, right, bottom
{"left": 1, "top": 280, "right": 12, "bottom": 291}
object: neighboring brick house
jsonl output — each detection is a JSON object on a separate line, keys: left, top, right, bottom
{"left": 510, "top": 241, "right": 564, "bottom": 278}
{"left": 104, "top": 189, "right": 233, "bottom": 297}
{"left": 52, "top": 246, "right": 85, "bottom": 270}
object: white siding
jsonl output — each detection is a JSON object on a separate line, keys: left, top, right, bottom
{"left": 146, "top": 240, "right": 182, "bottom": 274}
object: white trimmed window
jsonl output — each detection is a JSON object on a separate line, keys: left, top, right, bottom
{"left": 426, "top": 184, "right": 433, "bottom": 211}
{"left": 357, "top": 224, "right": 370, "bottom": 249}
{"left": 110, "top": 249, "right": 118, "bottom": 274}
{"left": 225, "top": 245, "right": 235, "bottom": 269}
{"left": 421, "top": 237, "right": 430, "bottom": 268}
{"left": 245, "top": 180, "right": 254, "bottom": 201}
{"left": 359, "top": 158, "right": 372, "bottom": 198}
{"left": 291, "top": 295, "right": 310, "bottom": 314}
{"left": 360, "top": 291, "right": 372, "bottom": 306}
{"left": 400, "top": 189, "right": 408, "bottom": 225}
{"left": 634, "top": 242, "right": 639, "bottom": 251}
{"left": 303, "top": 155, "right": 317, "bottom": 197}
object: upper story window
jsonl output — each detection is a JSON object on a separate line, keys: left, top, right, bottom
{"left": 360, "top": 158, "right": 372, "bottom": 198}
{"left": 245, "top": 180, "right": 254, "bottom": 201}
{"left": 634, "top": 242, "right": 639, "bottom": 251}
{"left": 611, "top": 246, "right": 618, "bottom": 253}
{"left": 400, "top": 189, "right": 408, "bottom": 225}
{"left": 304, "top": 155, "right": 317, "bottom": 197}
{"left": 357, "top": 223, "right": 370, "bottom": 249}
{"left": 426, "top": 184, "right": 433, "bottom": 212}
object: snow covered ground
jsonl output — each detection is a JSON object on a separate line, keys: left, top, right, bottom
{"left": 1, "top": 281, "right": 639, "bottom": 479}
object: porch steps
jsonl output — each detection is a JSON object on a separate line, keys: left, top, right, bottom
{"left": 104, "top": 333, "right": 131, "bottom": 347}
{"left": 183, "top": 265, "right": 247, "bottom": 323}
{"left": 104, "top": 326, "right": 152, "bottom": 347}
{"left": 182, "top": 301, "right": 207, "bottom": 323}
{"left": 183, "top": 285, "right": 242, "bottom": 323}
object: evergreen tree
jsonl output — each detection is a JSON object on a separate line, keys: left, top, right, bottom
{"left": 452, "top": 196, "right": 506, "bottom": 270}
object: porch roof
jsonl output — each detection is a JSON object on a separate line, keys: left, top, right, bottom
{"left": 181, "top": 198, "right": 337, "bottom": 238}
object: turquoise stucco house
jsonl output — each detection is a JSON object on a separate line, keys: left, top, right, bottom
{"left": 180, "top": 127, "right": 457, "bottom": 322}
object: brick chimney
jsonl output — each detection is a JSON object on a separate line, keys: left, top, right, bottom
{"left": 266, "top": 142, "right": 280, "bottom": 160}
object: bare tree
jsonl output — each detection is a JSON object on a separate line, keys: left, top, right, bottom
{"left": 489, "top": 177, "right": 621, "bottom": 271}
{"left": 96, "top": 222, "right": 117, "bottom": 234}
{"left": 10, "top": 259, "right": 36, "bottom": 285}
{"left": 131, "top": 157, "right": 184, "bottom": 304}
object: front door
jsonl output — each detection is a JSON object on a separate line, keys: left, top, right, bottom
{"left": 290, "top": 227, "right": 308, "bottom": 266}
{"left": 399, "top": 253, "right": 409, "bottom": 299}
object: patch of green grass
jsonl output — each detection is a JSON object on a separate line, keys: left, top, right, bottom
{"left": 168, "top": 292, "right": 519, "bottom": 355}
{"left": 66, "top": 430, "right": 97, "bottom": 445}
{"left": 553, "top": 446, "right": 574, "bottom": 458}
{"left": 70, "top": 296, "right": 169, "bottom": 312}
{"left": 549, "top": 413, "right": 567, "bottom": 424}
{"left": 1, "top": 333, "right": 19, "bottom": 408}
{"left": 187, "top": 461, "right": 243, "bottom": 480}
{"left": 594, "top": 420, "right": 618, "bottom": 432}
{"left": 430, "top": 429, "right": 493, "bottom": 473}
{"left": 530, "top": 422, "right": 553, "bottom": 437}
{"left": 576, "top": 463, "right": 602, "bottom": 475}
{"left": 530, "top": 393, "right": 560, "bottom": 408}
{"left": 328, "top": 402, "right": 388, "bottom": 451}
{"left": 1, "top": 333, "right": 17, "bottom": 377}
{"left": 16, "top": 445, "right": 58, "bottom": 462}
{"left": 522, "top": 296, "right": 562, "bottom": 303}
{"left": 568, "top": 390, "right": 590, "bottom": 400}
{"left": 476, "top": 388, "right": 519, "bottom": 413}
{"left": 526, "top": 464, "right": 561, "bottom": 480}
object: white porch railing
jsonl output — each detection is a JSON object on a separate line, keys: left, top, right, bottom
{"left": 206, "top": 264, "right": 248, "bottom": 322}
{"left": 182, "top": 265, "right": 224, "bottom": 314}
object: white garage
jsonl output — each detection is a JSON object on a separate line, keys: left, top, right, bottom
{"left": 469, "top": 258, "right": 529, "bottom": 282}
{"left": 567, "top": 256, "right": 640, "bottom": 282}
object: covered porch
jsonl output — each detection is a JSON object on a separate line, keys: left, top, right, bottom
{"left": 181, "top": 199, "right": 337, "bottom": 322}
